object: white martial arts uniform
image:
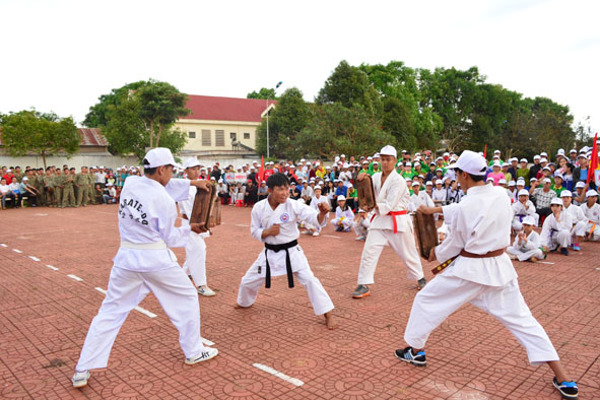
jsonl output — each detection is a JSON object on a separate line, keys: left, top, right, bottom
{"left": 303, "top": 195, "right": 329, "bottom": 233}
{"left": 404, "top": 184, "right": 559, "bottom": 365}
{"left": 540, "top": 212, "right": 573, "bottom": 250}
{"left": 75, "top": 176, "right": 206, "bottom": 371}
{"left": 357, "top": 170, "right": 424, "bottom": 284}
{"left": 580, "top": 202, "right": 600, "bottom": 241}
{"left": 507, "top": 231, "right": 544, "bottom": 261}
{"left": 237, "top": 198, "right": 334, "bottom": 316}
{"left": 564, "top": 204, "right": 588, "bottom": 239}
{"left": 179, "top": 184, "right": 211, "bottom": 287}
{"left": 512, "top": 200, "right": 538, "bottom": 231}
{"left": 331, "top": 206, "right": 355, "bottom": 231}
{"left": 431, "top": 188, "right": 447, "bottom": 205}
{"left": 408, "top": 191, "right": 434, "bottom": 212}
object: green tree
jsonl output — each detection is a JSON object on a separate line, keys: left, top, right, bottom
{"left": 83, "top": 81, "right": 146, "bottom": 127}
{"left": 0, "top": 110, "right": 79, "bottom": 168}
{"left": 247, "top": 88, "right": 278, "bottom": 100}
{"left": 255, "top": 87, "right": 309, "bottom": 159}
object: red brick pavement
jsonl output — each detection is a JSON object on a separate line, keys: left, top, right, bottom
{"left": 0, "top": 204, "right": 599, "bottom": 399}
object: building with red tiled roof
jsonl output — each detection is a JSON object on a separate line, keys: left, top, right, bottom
{"left": 176, "top": 95, "right": 274, "bottom": 157}
{"left": 0, "top": 127, "right": 108, "bottom": 153}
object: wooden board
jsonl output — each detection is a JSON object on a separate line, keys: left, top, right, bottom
{"left": 356, "top": 174, "right": 376, "bottom": 211}
{"left": 413, "top": 211, "right": 438, "bottom": 259}
{"left": 190, "top": 185, "right": 217, "bottom": 233}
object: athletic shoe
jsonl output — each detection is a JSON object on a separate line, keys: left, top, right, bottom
{"left": 572, "top": 244, "right": 581, "bottom": 251}
{"left": 561, "top": 248, "right": 569, "bottom": 256}
{"left": 355, "top": 236, "right": 366, "bottom": 241}
{"left": 553, "top": 377, "right": 578, "bottom": 399}
{"left": 312, "top": 232, "right": 320, "bottom": 237}
{"left": 335, "top": 226, "right": 344, "bottom": 232}
{"left": 197, "top": 285, "right": 216, "bottom": 297}
{"left": 394, "top": 347, "right": 426, "bottom": 367}
{"left": 72, "top": 370, "right": 90, "bottom": 388}
{"left": 352, "top": 284, "right": 370, "bottom": 298}
{"left": 185, "top": 347, "right": 219, "bottom": 365}
{"left": 417, "top": 278, "right": 427, "bottom": 290}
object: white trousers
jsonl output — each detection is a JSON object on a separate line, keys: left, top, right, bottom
{"left": 586, "top": 221, "right": 600, "bottom": 241}
{"left": 332, "top": 217, "right": 353, "bottom": 230}
{"left": 183, "top": 234, "right": 207, "bottom": 287}
{"left": 404, "top": 275, "right": 559, "bottom": 365}
{"left": 507, "top": 246, "right": 545, "bottom": 262}
{"left": 75, "top": 266, "right": 205, "bottom": 371}
{"left": 548, "top": 229, "right": 572, "bottom": 250}
{"left": 237, "top": 248, "right": 334, "bottom": 316}
{"left": 357, "top": 229, "right": 424, "bottom": 284}
{"left": 571, "top": 221, "right": 587, "bottom": 238}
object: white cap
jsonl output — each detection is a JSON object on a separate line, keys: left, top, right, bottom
{"left": 498, "top": 179, "right": 507, "bottom": 184}
{"left": 554, "top": 174, "right": 564, "bottom": 180}
{"left": 541, "top": 152, "right": 548, "bottom": 157}
{"left": 447, "top": 150, "right": 487, "bottom": 176}
{"left": 486, "top": 177, "right": 494, "bottom": 182}
{"left": 22, "top": 177, "right": 29, "bottom": 181}
{"left": 373, "top": 161, "right": 379, "bottom": 165}
{"left": 570, "top": 149, "right": 577, "bottom": 153}
{"left": 560, "top": 190, "right": 572, "bottom": 198}
{"left": 379, "top": 145, "right": 397, "bottom": 158}
{"left": 530, "top": 177, "right": 538, "bottom": 182}
{"left": 542, "top": 166, "right": 551, "bottom": 171}
{"left": 520, "top": 158, "right": 528, "bottom": 163}
{"left": 411, "top": 181, "right": 420, "bottom": 187}
{"left": 518, "top": 189, "right": 529, "bottom": 196}
{"left": 540, "top": 158, "right": 548, "bottom": 163}
{"left": 314, "top": 185, "right": 322, "bottom": 190}
{"left": 522, "top": 216, "right": 536, "bottom": 225}
{"left": 426, "top": 181, "right": 433, "bottom": 185}
{"left": 533, "top": 155, "right": 541, "bottom": 160}
{"left": 517, "top": 179, "right": 525, "bottom": 186}
{"left": 184, "top": 158, "right": 201, "bottom": 169}
{"left": 337, "top": 195, "right": 346, "bottom": 201}
{"left": 550, "top": 198, "right": 563, "bottom": 206}
{"left": 143, "top": 147, "right": 177, "bottom": 168}
{"left": 508, "top": 181, "right": 516, "bottom": 187}
{"left": 494, "top": 150, "right": 501, "bottom": 154}
{"left": 348, "top": 183, "right": 353, "bottom": 188}
{"left": 575, "top": 181, "right": 586, "bottom": 188}
{"left": 542, "top": 178, "right": 551, "bottom": 183}
{"left": 435, "top": 179, "right": 443, "bottom": 185}
{"left": 586, "top": 189, "right": 599, "bottom": 197}
{"left": 340, "top": 154, "right": 346, "bottom": 158}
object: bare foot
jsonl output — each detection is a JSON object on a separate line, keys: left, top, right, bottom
{"left": 324, "top": 312, "right": 337, "bottom": 330}
{"left": 234, "top": 303, "right": 252, "bottom": 309}
{"left": 530, "top": 257, "right": 538, "bottom": 263}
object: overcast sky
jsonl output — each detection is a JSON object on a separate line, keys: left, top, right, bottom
{"left": 1, "top": 0, "right": 598, "bottom": 135}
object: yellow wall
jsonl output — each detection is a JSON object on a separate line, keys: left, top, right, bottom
{"left": 176, "top": 119, "right": 259, "bottom": 152}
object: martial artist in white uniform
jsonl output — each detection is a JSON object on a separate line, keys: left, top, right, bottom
{"left": 353, "top": 209, "right": 373, "bottom": 241}
{"left": 512, "top": 189, "right": 538, "bottom": 231}
{"left": 581, "top": 190, "right": 600, "bottom": 241}
{"left": 507, "top": 216, "right": 544, "bottom": 262}
{"left": 408, "top": 181, "right": 434, "bottom": 212}
{"left": 72, "top": 148, "right": 218, "bottom": 389}
{"left": 302, "top": 186, "right": 329, "bottom": 236}
{"left": 397, "top": 150, "right": 578, "bottom": 400}
{"left": 561, "top": 190, "right": 587, "bottom": 250}
{"left": 331, "top": 195, "right": 355, "bottom": 231}
{"left": 236, "top": 173, "right": 336, "bottom": 329}
{"left": 540, "top": 198, "right": 573, "bottom": 255}
{"left": 353, "top": 145, "right": 425, "bottom": 299}
{"left": 431, "top": 180, "right": 447, "bottom": 205}
{"left": 179, "top": 159, "right": 215, "bottom": 296}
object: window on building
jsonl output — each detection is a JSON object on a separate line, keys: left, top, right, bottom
{"left": 201, "top": 130, "right": 211, "bottom": 146}
{"left": 244, "top": 132, "right": 250, "bottom": 140}
{"left": 188, "top": 131, "right": 196, "bottom": 139}
{"left": 215, "top": 130, "right": 225, "bottom": 146}
{"left": 230, "top": 132, "right": 237, "bottom": 141}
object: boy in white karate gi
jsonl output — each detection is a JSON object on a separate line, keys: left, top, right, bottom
{"left": 331, "top": 195, "right": 354, "bottom": 232}
{"left": 72, "top": 148, "right": 218, "bottom": 388}
{"left": 397, "top": 150, "right": 578, "bottom": 400}
{"left": 507, "top": 215, "right": 544, "bottom": 262}
{"left": 353, "top": 145, "right": 426, "bottom": 299}
{"left": 561, "top": 190, "right": 587, "bottom": 250}
{"left": 408, "top": 181, "right": 434, "bottom": 212}
{"left": 581, "top": 190, "right": 600, "bottom": 241}
{"left": 541, "top": 198, "right": 573, "bottom": 256}
{"left": 179, "top": 159, "right": 216, "bottom": 296}
{"left": 302, "top": 185, "right": 329, "bottom": 237}
{"left": 512, "top": 189, "right": 538, "bottom": 232}
{"left": 235, "top": 173, "right": 336, "bottom": 329}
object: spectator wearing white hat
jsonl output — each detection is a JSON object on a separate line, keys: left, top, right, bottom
{"left": 516, "top": 158, "right": 530, "bottom": 186}
{"left": 331, "top": 195, "right": 355, "bottom": 232}
{"left": 507, "top": 216, "right": 544, "bottom": 262}
{"left": 512, "top": 189, "right": 538, "bottom": 232}
{"left": 560, "top": 190, "right": 586, "bottom": 251}
{"left": 572, "top": 181, "right": 587, "bottom": 206}
{"left": 302, "top": 186, "right": 329, "bottom": 237}
{"left": 581, "top": 190, "right": 600, "bottom": 241}
{"left": 540, "top": 197, "right": 573, "bottom": 256}
{"left": 408, "top": 181, "right": 434, "bottom": 212}
{"left": 529, "top": 155, "right": 542, "bottom": 181}
{"left": 572, "top": 154, "right": 591, "bottom": 190}
{"left": 431, "top": 179, "right": 447, "bottom": 206}
{"left": 530, "top": 177, "right": 557, "bottom": 223}
{"left": 487, "top": 162, "right": 505, "bottom": 186}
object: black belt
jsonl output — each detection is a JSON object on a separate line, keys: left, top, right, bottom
{"left": 264, "top": 239, "right": 298, "bottom": 289}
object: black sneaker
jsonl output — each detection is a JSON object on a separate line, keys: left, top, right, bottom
{"left": 560, "top": 248, "right": 569, "bottom": 256}
{"left": 394, "top": 347, "right": 426, "bottom": 367}
{"left": 553, "top": 377, "right": 578, "bottom": 399}
{"left": 417, "top": 278, "right": 427, "bottom": 290}
{"left": 352, "top": 284, "right": 370, "bottom": 299}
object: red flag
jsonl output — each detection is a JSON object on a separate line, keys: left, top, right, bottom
{"left": 257, "top": 156, "right": 265, "bottom": 184}
{"left": 483, "top": 144, "right": 487, "bottom": 160}
{"left": 587, "top": 132, "right": 599, "bottom": 185}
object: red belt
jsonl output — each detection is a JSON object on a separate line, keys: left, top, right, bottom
{"left": 370, "top": 210, "right": 408, "bottom": 233}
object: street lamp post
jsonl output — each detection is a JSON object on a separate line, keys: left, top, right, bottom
{"left": 266, "top": 81, "right": 282, "bottom": 159}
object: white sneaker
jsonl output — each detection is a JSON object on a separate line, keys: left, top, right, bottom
{"left": 185, "top": 347, "right": 219, "bottom": 365}
{"left": 72, "top": 370, "right": 90, "bottom": 388}
{"left": 312, "top": 232, "right": 320, "bottom": 237}
{"left": 197, "top": 285, "right": 216, "bottom": 297}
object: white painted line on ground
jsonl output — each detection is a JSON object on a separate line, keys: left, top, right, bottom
{"left": 46, "top": 265, "right": 59, "bottom": 271}
{"left": 0, "top": 243, "right": 7, "bottom": 247}
{"left": 321, "top": 234, "right": 341, "bottom": 239}
{"left": 67, "top": 274, "right": 84, "bottom": 282}
{"left": 13, "top": 249, "right": 23, "bottom": 253}
{"left": 202, "top": 338, "right": 215, "bottom": 346}
{"left": 29, "top": 256, "right": 40, "bottom": 262}
{"left": 94, "top": 287, "right": 157, "bottom": 318}
{"left": 252, "top": 363, "right": 304, "bottom": 387}
{"left": 537, "top": 261, "right": 555, "bottom": 265}
{"left": 596, "top": 268, "right": 600, "bottom": 271}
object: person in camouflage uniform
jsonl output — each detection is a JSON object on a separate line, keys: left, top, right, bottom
{"left": 43, "top": 167, "right": 55, "bottom": 207}
{"left": 63, "top": 168, "right": 77, "bottom": 207}
{"left": 87, "top": 168, "right": 96, "bottom": 205}
{"left": 54, "top": 168, "right": 64, "bottom": 207}
{"left": 35, "top": 169, "right": 46, "bottom": 206}
{"left": 75, "top": 166, "right": 89, "bottom": 207}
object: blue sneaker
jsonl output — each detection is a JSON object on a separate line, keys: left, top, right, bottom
{"left": 394, "top": 347, "right": 426, "bottom": 367}
{"left": 553, "top": 377, "right": 578, "bottom": 399}
{"left": 572, "top": 244, "right": 581, "bottom": 251}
